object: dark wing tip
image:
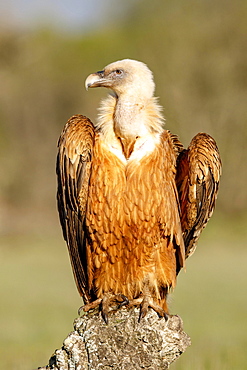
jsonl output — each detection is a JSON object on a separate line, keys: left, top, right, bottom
{"left": 56, "top": 114, "right": 95, "bottom": 301}
{"left": 176, "top": 132, "right": 221, "bottom": 258}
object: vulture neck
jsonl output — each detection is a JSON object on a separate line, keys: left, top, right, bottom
{"left": 114, "top": 94, "right": 150, "bottom": 141}
{"left": 96, "top": 93, "right": 164, "bottom": 160}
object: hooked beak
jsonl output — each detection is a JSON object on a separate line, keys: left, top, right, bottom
{"left": 85, "top": 70, "right": 106, "bottom": 90}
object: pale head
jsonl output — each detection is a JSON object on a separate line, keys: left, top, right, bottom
{"left": 85, "top": 59, "right": 155, "bottom": 101}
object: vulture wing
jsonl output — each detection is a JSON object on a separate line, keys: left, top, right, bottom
{"left": 56, "top": 115, "right": 95, "bottom": 303}
{"left": 176, "top": 133, "right": 221, "bottom": 258}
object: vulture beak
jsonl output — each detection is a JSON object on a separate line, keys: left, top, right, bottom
{"left": 85, "top": 70, "right": 106, "bottom": 90}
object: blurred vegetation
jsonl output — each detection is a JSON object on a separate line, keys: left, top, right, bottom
{"left": 0, "top": 0, "right": 246, "bottom": 369}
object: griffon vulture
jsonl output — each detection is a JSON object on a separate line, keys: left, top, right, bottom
{"left": 56, "top": 59, "right": 221, "bottom": 323}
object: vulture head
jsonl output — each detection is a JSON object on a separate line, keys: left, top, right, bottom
{"left": 85, "top": 59, "right": 155, "bottom": 101}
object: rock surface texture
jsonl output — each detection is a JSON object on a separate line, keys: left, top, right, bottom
{"left": 36, "top": 308, "right": 191, "bottom": 370}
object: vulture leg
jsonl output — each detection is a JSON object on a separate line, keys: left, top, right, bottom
{"left": 128, "top": 295, "right": 168, "bottom": 322}
{"left": 80, "top": 298, "right": 103, "bottom": 313}
{"left": 81, "top": 293, "right": 129, "bottom": 324}
{"left": 101, "top": 294, "right": 129, "bottom": 324}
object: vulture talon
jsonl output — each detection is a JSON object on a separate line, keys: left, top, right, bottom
{"left": 129, "top": 295, "right": 168, "bottom": 322}
{"left": 80, "top": 293, "right": 129, "bottom": 324}
{"left": 160, "top": 312, "right": 169, "bottom": 321}
{"left": 138, "top": 296, "right": 149, "bottom": 322}
{"left": 116, "top": 294, "right": 129, "bottom": 308}
{"left": 101, "top": 308, "right": 109, "bottom": 324}
{"left": 78, "top": 305, "right": 84, "bottom": 316}
{"left": 138, "top": 308, "right": 147, "bottom": 322}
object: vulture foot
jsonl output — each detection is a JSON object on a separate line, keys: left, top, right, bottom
{"left": 128, "top": 295, "right": 168, "bottom": 322}
{"left": 80, "top": 293, "right": 129, "bottom": 324}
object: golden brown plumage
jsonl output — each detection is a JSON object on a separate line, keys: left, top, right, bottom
{"left": 56, "top": 59, "right": 221, "bottom": 322}
{"left": 176, "top": 133, "right": 221, "bottom": 258}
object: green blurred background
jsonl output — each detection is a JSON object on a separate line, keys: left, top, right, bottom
{"left": 0, "top": 1, "right": 246, "bottom": 369}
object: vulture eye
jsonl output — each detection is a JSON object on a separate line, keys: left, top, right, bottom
{"left": 115, "top": 69, "right": 123, "bottom": 75}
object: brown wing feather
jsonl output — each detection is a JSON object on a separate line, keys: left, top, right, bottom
{"left": 176, "top": 133, "right": 221, "bottom": 258}
{"left": 56, "top": 115, "right": 95, "bottom": 303}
